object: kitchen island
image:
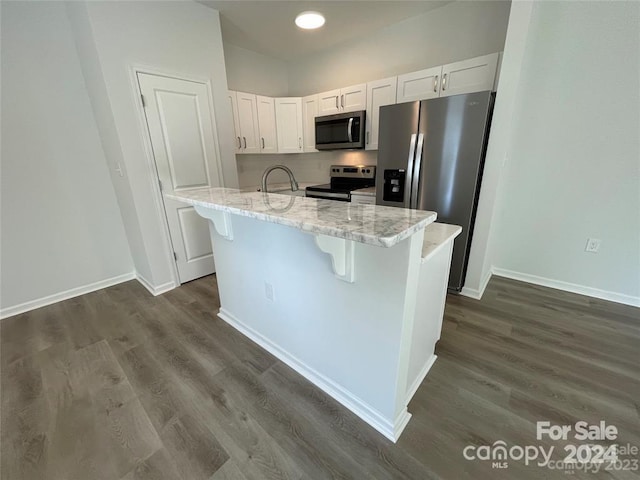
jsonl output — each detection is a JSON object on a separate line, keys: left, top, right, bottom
{"left": 167, "top": 187, "right": 460, "bottom": 441}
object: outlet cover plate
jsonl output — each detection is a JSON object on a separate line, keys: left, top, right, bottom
{"left": 585, "top": 238, "right": 601, "bottom": 253}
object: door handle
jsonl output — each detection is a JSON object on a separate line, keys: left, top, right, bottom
{"left": 341, "top": 94, "right": 344, "bottom": 109}
{"left": 405, "top": 134, "right": 417, "bottom": 208}
{"left": 410, "top": 133, "right": 424, "bottom": 209}
{"left": 299, "top": 137, "right": 302, "bottom": 149}
{"left": 433, "top": 75, "right": 438, "bottom": 93}
{"left": 242, "top": 137, "right": 247, "bottom": 149}
{"left": 261, "top": 137, "right": 265, "bottom": 149}
{"left": 442, "top": 73, "right": 447, "bottom": 91}
{"left": 335, "top": 96, "right": 339, "bottom": 109}
{"left": 237, "top": 136, "right": 241, "bottom": 148}
{"left": 347, "top": 118, "right": 353, "bottom": 143}
{"left": 366, "top": 131, "right": 370, "bottom": 144}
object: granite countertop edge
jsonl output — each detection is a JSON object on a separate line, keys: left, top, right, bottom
{"left": 167, "top": 187, "right": 436, "bottom": 248}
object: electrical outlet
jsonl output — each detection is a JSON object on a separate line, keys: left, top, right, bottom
{"left": 264, "top": 282, "right": 274, "bottom": 301}
{"left": 585, "top": 238, "right": 601, "bottom": 253}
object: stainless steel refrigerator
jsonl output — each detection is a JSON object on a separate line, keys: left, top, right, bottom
{"left": 375, "top": 91, "right": 494, "bottom": 291}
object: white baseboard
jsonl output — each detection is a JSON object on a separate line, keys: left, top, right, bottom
{"left": 218, "top": 307, "right": 404, "bottom": 442}
{"left": 0, "top": 272, "right": 136, "bottom": 320}
{"left": 393, "top": 409, "right": 412, "bottom": 442}
{"left": 492, "top": 267, "right": 640, "bottom": 308}
{"left": 136, "top": 274, "right": 176, "bottom": 296}
{"left": 405, "top": 354, "right": 438, "bottom": 405}
{"left": 460, "top": 268, "right": 493, "bottom": 300}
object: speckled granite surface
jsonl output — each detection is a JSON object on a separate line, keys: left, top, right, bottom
{"left": 167, "top": 187, "right": 436, "bottom": 248}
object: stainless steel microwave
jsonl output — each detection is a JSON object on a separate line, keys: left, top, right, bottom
{"left": 315, "top": 110, "right": 366, "bottom": 150}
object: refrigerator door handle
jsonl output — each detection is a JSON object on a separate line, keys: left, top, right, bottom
{"left": 347, "top": 117, "right": 353, "bottom": 143}
{"left": 404, "top": 133, "right": 418, "bottom": 207}
{"left": 410, "top": 133, "right": 425, "bottom": 209}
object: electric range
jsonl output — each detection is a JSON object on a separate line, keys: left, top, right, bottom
{"left": 305, "top": 165, "right": 376, "bottom": 202}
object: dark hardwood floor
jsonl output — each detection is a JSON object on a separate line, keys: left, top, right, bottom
{"left": 2, "top": 275, "right": 639, "bottom": 479}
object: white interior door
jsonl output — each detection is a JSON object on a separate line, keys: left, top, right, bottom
{"left": 138, "top": 72, "right": 221, "bottom": 284}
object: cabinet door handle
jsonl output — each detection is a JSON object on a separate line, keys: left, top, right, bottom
{"left": 298, "top": 137, "right": 302, "bottom": 149}
{"left": 442, "top": 73, "right": 447, "bottom": 91}
{"left": 366, "top": 131, "right": 370, "bottom": 144}
{"left": 242, "top": 137, "right": 247, "bottom": 149}
{"left": 433, "top": 75, "right": 438, "bottom": 93}
{"left": 237, "top": 136, "right": 241, "bottom": 148}
{"left": 335, "top": 96, "right": 339, "bottom": 109}
{"left": 341, "top": 94, "right": 344, "bottom": 108}
{"left": 261, "top": 137, "right": 265, "bottom": 149}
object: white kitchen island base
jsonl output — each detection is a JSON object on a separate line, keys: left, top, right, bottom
{"left": 169, "top": 188, "right": 459, "bottom": 442}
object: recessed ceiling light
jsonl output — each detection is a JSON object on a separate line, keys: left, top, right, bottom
{"left": 295, "top": 11, "right": 325, "bottom": 30}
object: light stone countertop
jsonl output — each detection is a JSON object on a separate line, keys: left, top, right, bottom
{"left": 421, "top": 222, "right": 463, "bottom": 263}
{"left": 350, "top": 186, "right": 377, "bottom": 197}
{"left": 167, "top": 187, "right": 436, "bottom": 248}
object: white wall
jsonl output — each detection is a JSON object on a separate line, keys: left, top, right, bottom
{"left": 0, "top": 1, "right": 133, "bottom": 315}
{"left": 488, "top": 1, "right": 640, "bottom": 304}
{"left": 71, "top": 0, "right": 238, "bottom": 291}
{"left": 462, "top": 1, "right": 535, "bottom": 298}
{"left": 287, "top": 1, "right": 511, "bottom": 95}
{"left": 224, "top": 43, "right": 289, "bottom": 97}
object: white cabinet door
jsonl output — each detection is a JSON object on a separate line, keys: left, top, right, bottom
{"left": 256, "top": 95, "right": 278, "bottom": 153}
{"left": 235, "top": 91, "right": 260, "bottom": 154}
{"left": 138, "top": 73, "right": 221, "bottom": 283}
{"left": 318, "top": 89, "right": 340, "bottom": 115}
{"left": 318, "top": 84, "right": 366, "bottom": 115}
{"left": 228, "top": 91, "right": 242, "bottom": 153}
{"left": 396, "top": 66, "right": 442, "bottom": 103}
{"left": 366, "top": 77, "right": 397, "bottom": 151}
{"left": 275, "top": 97, "right": 303, "bottom": 154}
{"left": 302, "top": 94, "right": 318, "bottom": 152}
{"left": 440, "top": 52, "right": 499, "bottom": 97}
{"left": 341, "top": 83, "right": 367, "bottom": 112}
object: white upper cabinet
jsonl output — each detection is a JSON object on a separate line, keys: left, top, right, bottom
{"left": 341, "top": 83, "right": 367, "bottom": 112}
{"left": 318, "top": 84, "right": 367, "bottom": 115}
{"left": 275, "top": 97, "right": 303, "bottom": 154}
{"left": 395, "top": 53, "right": 500, "bottom": 103}
{"left": 229, "top": 52, "right": 500, "bottom": 155}
{"left": 228, "top": 91, "right": 242, "bottom": 153}
{"left": 318, "top": 88, "right": 341, "bottom": 115}
{"left": 235, "top": 91, "right": 260, "bottom": 154}
{"left": 366, "top": 77, "right": 397, "bottom": 151}
{"left": 256, "top": 95, "right": 278, "bottom": 153}
{"left": 396, "top": 66, "right": 442, "bottom": 103}
{"left": 302, "top": 94, "right": 319, "bottom": 152}
{"left": 440, "top": 52, "right": 499, "bottom": 98}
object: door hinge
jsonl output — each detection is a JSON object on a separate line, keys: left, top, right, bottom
{"left": 158, "top": 179, "right": 163, "bottom": 191}
{"left": 173, "top": 251, "right": 178, "bottom": 261}
{"left": 140, "top": 94, "right": 146, "bottom": 108}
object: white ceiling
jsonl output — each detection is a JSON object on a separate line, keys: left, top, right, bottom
{"left": 198, "top": 1, "right": 452, "bottom": 61}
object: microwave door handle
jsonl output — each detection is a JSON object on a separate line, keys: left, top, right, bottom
{"left": 410, "top": 133, "right": 424, "bottom": 209}
{"left": 347, "top": 117, "right": 353, "bottom": 143}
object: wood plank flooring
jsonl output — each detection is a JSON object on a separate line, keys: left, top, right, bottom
{"left": 2, "top": 275, "right": 639, "bottom": 479}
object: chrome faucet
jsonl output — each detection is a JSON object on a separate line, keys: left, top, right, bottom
{"left": 261, "top": 165, "right": 299, "bottom": 193}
